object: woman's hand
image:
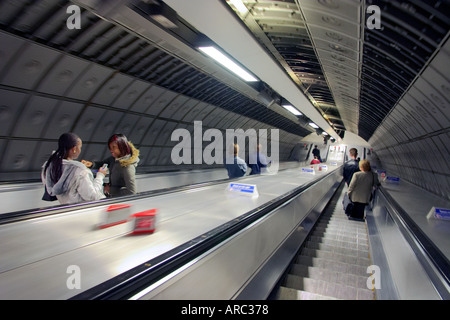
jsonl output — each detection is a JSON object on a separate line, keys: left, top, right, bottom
{"left": 98, "top": 166, "right": 108, "bottom": 176}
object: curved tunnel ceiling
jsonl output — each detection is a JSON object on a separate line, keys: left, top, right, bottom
{"left": 226, "top": 0, "right": 346, "bottom": 132}
{"left": 222, "top": 0, "right": 449, "bottom": 141}
{"left": 359, "top": 0, "right": 449, "bottom": 141}
{"left": 0, "top": 0, "right": 311, "bottom": 137}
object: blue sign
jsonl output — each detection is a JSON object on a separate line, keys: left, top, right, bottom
{"left": 386, "top": 176, "right": 400, "bottom": 183}
{"left": 427, "top": 207, "right": 450, "bottom": 221}
{"left": 302, "top": 168, "right": 315, "bottom": 174}
{"left": 435, "top": 208, "right": 450, "bottom": 220}
{"left": 227, "top": 183, "right": 259, "bottom": 197}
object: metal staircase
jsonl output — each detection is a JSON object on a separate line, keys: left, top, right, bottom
{"left": 275, "top": 184, "right": 376, "bottom": 300}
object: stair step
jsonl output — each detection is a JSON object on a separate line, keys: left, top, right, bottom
{"left": 300, "top": 247, "right": 371, "bottom": 267}
{"left": 320, "top": 214, "right": 365, "bottom": 221}
{"left": 320, "top": 221, "right": 363, "bottom": 228}
{"left": 276, "top": 286, "right": 337, "bottom": 300}
{"left": 296, "top": 254, "right": 369, "bottom": 277}
{"left": 304, "top": 241, "right": 369, "bottom": 258}
{"left": 314, "top": 226, "right": 366, "bottom": 236}
{"left": 317, "top": 217, "right": 363, "bottom": 224}
{"left": 314, "top": 222, "right": 367, "bottom": 231}
{"left": 320, "top": 215, "right": 360, "bottom": 222}
{"left": 274, "top": 184, "right": 377, "bottom": 300}
{"left": 311, "top": 230, "right": 368, "bottom": 243}
{"left": 289, "top": 264, "right": 369, "bottom": 289}
{"left": 307, "top": 235, "right": 369, "bottom": 251}
{"left": 284, "top": 274, "right": 375, "bottom": 300}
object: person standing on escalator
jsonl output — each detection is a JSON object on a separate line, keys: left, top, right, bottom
{"left": 82, "top": 134, "right": 140, "bottom": 197}
{"left": 343, "top": 148, "right": 360, "bottom": 186}
{"left": 42, "top": 132, "right": 107, "bottom": 204}
{"left": 347, "top": 160, "right": 379, "bottom": 220}
{"left": 224, "top": 143, "right": 247, "bottom": 179}
{"left": 312, "top": 145, "right": 322, "bottom": 163}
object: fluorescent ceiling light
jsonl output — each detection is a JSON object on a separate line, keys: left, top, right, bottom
{"left": 309, "top": 122, "right": 319, "bottom": 129}
{"left": 151, "top": 14, "right": 178, "bottom": 29}
{"left": 198, "top": 46, "right": 258, "bottom": 82}
{"left": 282, "top": 105, "right": 302, "bottom": 116}
{"left": 322, "top": 132, "right": 329, "bottom": 136}
{"left": 229, "top": 0, "right": 248, "bottom": 14}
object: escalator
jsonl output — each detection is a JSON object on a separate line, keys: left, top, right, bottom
{"left": 2, "top": 160, "right": 446, "bottom": 300}
{"left": 275, "top": 183, "right": 376, "bottom": 300}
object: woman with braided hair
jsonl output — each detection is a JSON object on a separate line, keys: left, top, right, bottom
{"left": 41, "top": 132, "right": 108, "bottom": 204}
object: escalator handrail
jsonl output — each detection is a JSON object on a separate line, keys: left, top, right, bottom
{"left": 0, "top": 166, "right": 300, "bottom": 225}
{"left": 378, "top": 186, "right": 450, "bottom": 296}
{"left": 0, "top": 177, "right": 242, "bottom": 225}
{"left": 70, "top": 167, "right": 342, "bottom": 299}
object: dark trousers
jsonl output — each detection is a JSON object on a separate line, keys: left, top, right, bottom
{"left": 351, "top": 202, "right": 367, "bottom": 219}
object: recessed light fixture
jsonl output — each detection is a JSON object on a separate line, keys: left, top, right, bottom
{"left": 229, "top": 0, "right": 248, "bottom": 14}
{"left": 198, "top": 46, "right": 258, "bottom": 82}
{"left": 309, "top": 122, "right": 319, "bottom": 129}
{"left": 282, "top": 104, "right": 302, "bottom": 116}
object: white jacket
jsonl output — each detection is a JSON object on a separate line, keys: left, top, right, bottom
{"left": 42, "top": 159, "right": 106, "bottom": 205}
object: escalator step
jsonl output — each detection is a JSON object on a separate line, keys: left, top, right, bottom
{"left": 310, "top": 230, "right": 368, "bottom": 243}
{"left": 304, "top": 241, "right": 369, "bottom": 258}
{"left": 275, "top": 182, "right": 376, "bottom": 300}
{"left": 289, "top": 264, "right": 369, "bottom": 289}
{"left": 308, "top": 235, "right": 369, "bottom": 249}
{"left": 300, "top": 247, "right": 370, "bottom": 268}
{"left": 276, "top": 286, "right": 337, "bottom": 300}
{"left": 295, "top": 255, "right": 369, "bottom": 277}
{"left": 315, "top": 223, "right": 366, "bottom": 233}
{"left": 284, "top": 274, "right": 374, "bottom": 300}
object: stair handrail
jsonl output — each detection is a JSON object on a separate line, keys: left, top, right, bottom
{"left": 377, "top": 186, "right": 450, "bottom": 299}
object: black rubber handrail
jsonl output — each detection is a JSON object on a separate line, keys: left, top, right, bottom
{"left": 70, "top": 168, "right": 341, "bottom": 299}
{"left": 0, "top": 166, "right": 299, "bottom": 225}
{"left": 0, "top": 176, "right": 236, "bottom": 225}
{"left": 378, "top": 186, "right": 450, "bottom": 296}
